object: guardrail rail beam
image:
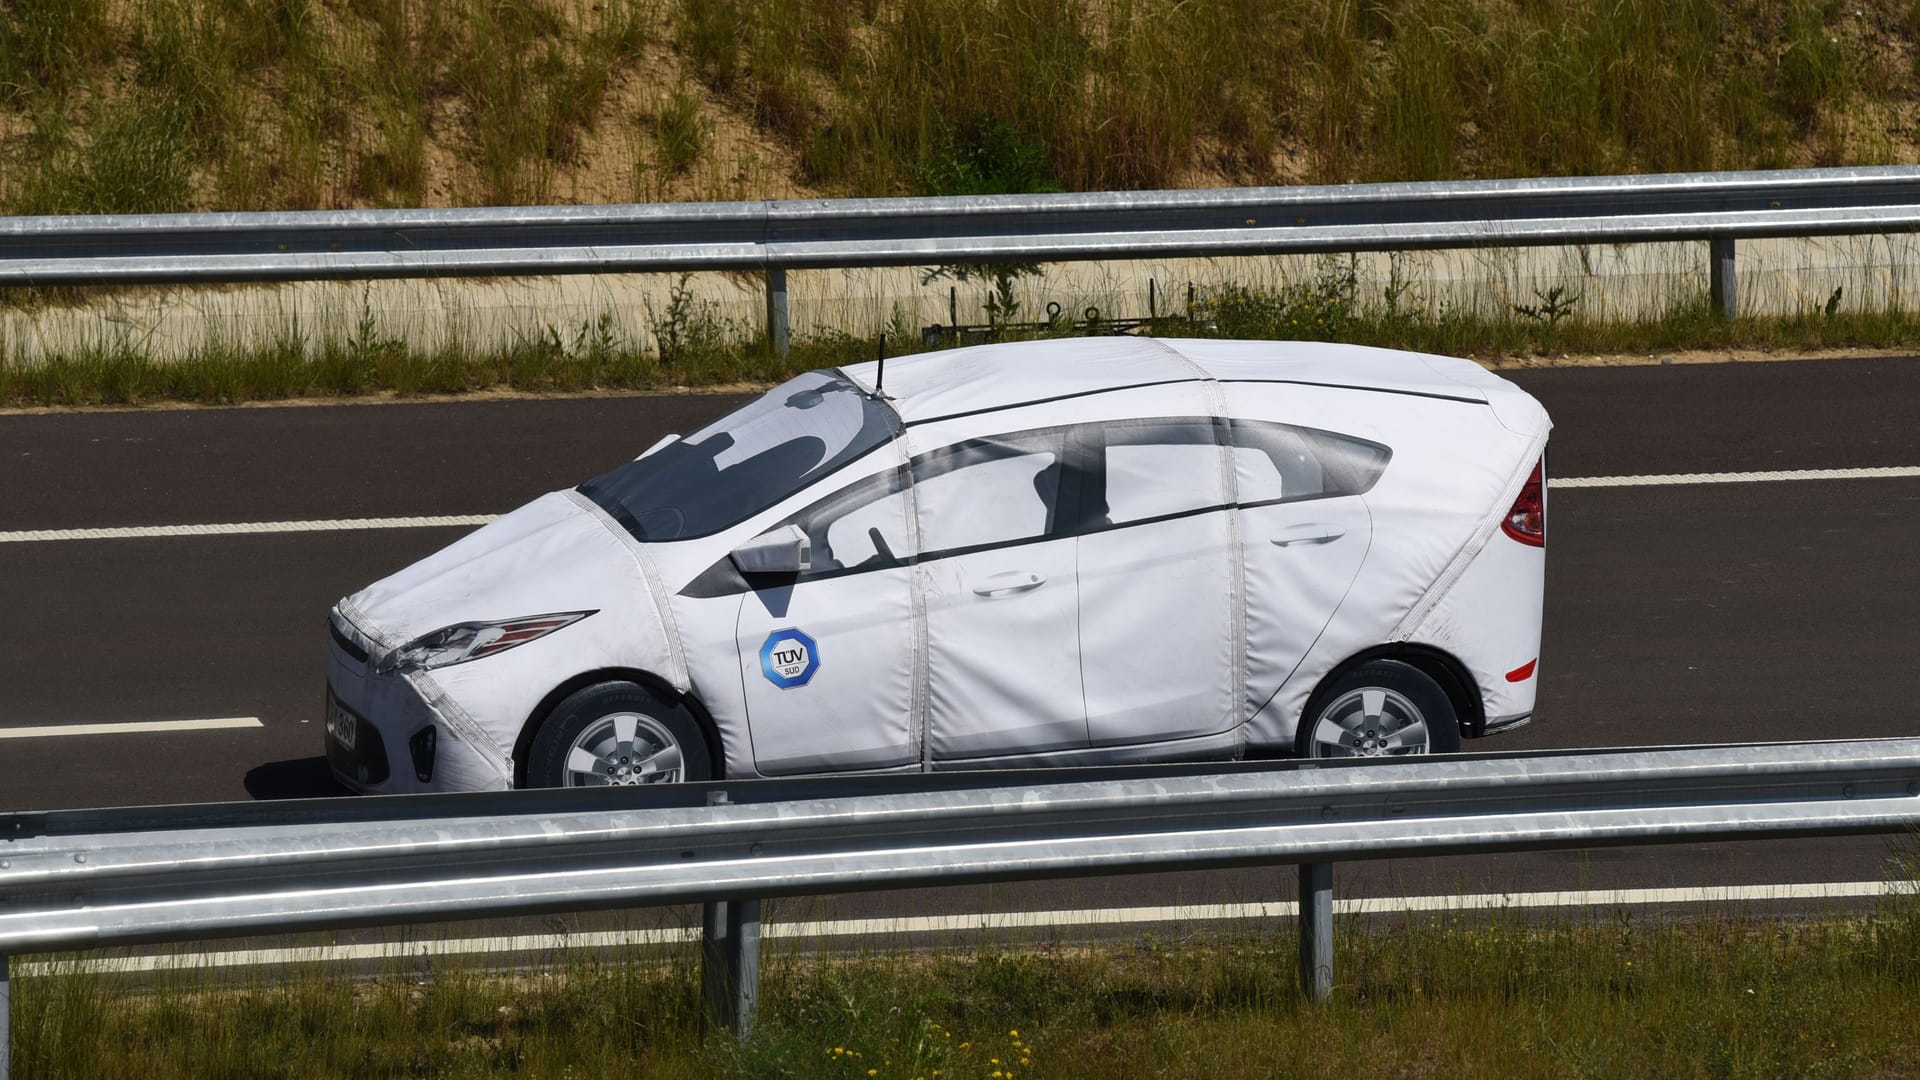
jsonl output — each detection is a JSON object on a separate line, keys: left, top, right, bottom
{"left": 4, "top": 166, "right": 1919, "bottom": 349}
{"left": 1, "top": 737, "right": 1917, "bottom": 1063}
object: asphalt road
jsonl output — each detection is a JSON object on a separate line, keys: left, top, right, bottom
{"left": 4, "top": 357, "right": 1919, "bottom": 921}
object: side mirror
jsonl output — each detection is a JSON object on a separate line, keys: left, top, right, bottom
{"left": 730, "top": 524, "right": 811, "bottom": 574}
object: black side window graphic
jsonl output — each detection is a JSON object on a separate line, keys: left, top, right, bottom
{"left": 1230, "top": 421, "right": 1390, "bottom": 504}
{"left": 802, "top": 467, "right": 913, "bottom": 575}
{"left": 1084, "top": 418, "right": 1224, "bottom": 529}
{"left": 680, "top": 427, "right": 1083, "bottom": 597}
{"left": 677, "top": 463, "right": 908, "bottom": 599}
{"left": 911, "top": 431, "right": 1070, "bottom": 557}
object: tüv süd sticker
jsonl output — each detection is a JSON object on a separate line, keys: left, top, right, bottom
{"left": 759, "top": 628, "right": 820, "bottom": 689}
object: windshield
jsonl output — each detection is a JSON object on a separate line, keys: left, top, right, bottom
{"left": 579, "top": 371, "right": 899, "bottom": 542}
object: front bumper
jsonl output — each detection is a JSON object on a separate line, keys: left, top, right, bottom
{"left": 325, "top": 612, "right": 507, "bottom": 793}
{"left": 324, "top": 688, "right": 390, "bottom": 789}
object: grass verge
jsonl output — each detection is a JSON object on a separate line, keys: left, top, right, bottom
{"left": 10, "top": 896, "right": 1920, "bottom": 1078}
{"left": 5, "top": 277, "right": 1920, "bottom": 410}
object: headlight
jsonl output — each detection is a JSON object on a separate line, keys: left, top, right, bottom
{"left": 376, "top": 611, "right": 596, "bottom": 675}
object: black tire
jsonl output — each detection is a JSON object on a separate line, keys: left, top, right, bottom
{"left": 1296, "top": 659, "right": 1461, "bottom": 759}
{"left": 526, "top": 681, "right": 715, "bottom": 787}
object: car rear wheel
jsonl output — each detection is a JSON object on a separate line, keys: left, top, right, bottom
{"left": 527, "top": 681, "right": 714, "bottom": 787}
{"left": 1298, "top": 660, "right": 1461, "bottom": 758}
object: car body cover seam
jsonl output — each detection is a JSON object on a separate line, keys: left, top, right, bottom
{"left": 334, "top": 597, "right": 389, "bottom": 653}
{"left": 330, "top": 599, "right": 512, "bottom": 785}
{"left": 898, "top": 423, "right": 937, "bottom": 772}
{"left": 895, "top": 405, "right": 932, "bottom": 773}
{"left": 834, "top": 363, "right": 884, "bottom": 400}
{"left": 1148, "top": 339, "right": 1251, "bottom": 754}
{"left": 563, "top": 488, "right": 690, "bottom": 689}
{"left": 910, "top": 550, "right": 932, "bottom": 771}
{"left": 1390, "top": 426, "right": 1551, "bottom": 642}
{"left": 405, "top": 669, "right": 512, "bottom": 786}
{"left": 834, "top": 367, "right": 934, "bottom": 771}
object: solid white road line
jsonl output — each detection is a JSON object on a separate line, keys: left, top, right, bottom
{"left": 0, "top": 515, "right": 496, "bottom": 543}
{"left": 1551, "top": 465, "right": 1920, "bottom": 488}
{"left": 0, "top": 717, "right": 263, "bottom": 739}
{"left": 17, "top": 881, "right": 1910, "bottom": 975}
{"left": 3, "top": 467, "right": 1919, "bottom": 544}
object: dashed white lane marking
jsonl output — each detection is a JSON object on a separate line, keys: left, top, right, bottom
{"left": 0, "top": 515, "right": 495, "bottom": 543}
{"left": 2, "top": 467, "right": 1917, "bottom": 543}
{"left": 15, "top": 881, "right": 1908, "bottom": 974}
{"left": 1551, "top": 466, "right": 1920, "bottom": 488}
{"left": 0, "top": 717, "right": 262, "bottom": 739}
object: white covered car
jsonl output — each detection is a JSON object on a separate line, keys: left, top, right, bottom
{"left": 325, "top": 337, "right": 1550, "bottom": 792}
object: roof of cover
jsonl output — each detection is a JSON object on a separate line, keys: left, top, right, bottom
{"left": 837, "top": 338, "right": 1538, "bottom": 431}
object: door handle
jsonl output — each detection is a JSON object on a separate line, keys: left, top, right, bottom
{"left": 1271, "top": 524, "right": 1344, "bottom": 547}
{"left": 973, "top": 572, "right": 1046, "bottom": 597}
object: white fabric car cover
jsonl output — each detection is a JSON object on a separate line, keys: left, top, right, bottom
{"left": 329, "top": 337, "right": 1549, "bottom": 791}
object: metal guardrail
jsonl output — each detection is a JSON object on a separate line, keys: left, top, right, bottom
{"left": 3, "top": 738, "right": 1918, "bottom": 1069}
{"left": 6, "top": 166, "right": 1920, "bottom": 352}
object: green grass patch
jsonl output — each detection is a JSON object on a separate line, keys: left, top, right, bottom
{"left": 10, "top": 896, "right": 1920, "bottom": 1078}
{"left": 0, "top": 1, "right": 1913, "bottom": 212}
{"left": 0, "top": 0, "right": 655, "bottom": 212}
{"left": 6, "top": 269, "right": 1920, "bottom": 409}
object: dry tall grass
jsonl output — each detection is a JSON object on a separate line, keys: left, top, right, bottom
{"left": 1, "top": 0, "right": 1914, "bottom": 214}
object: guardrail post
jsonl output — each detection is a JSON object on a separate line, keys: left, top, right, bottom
{"left": 1298, "top": 862, "right": 1333, "bottom": 1002}
{"left": 764, "top": 267, "right": 790, "bottom": 360}
{"left": 1709, "top": 235, "right": 1737, "bottom": 319}
{"left": 700, "top": 792, "right": 761, "bottom": 1037}
{"left": 701, "top": 895, "right": 761, "bottom": 1036}
{"left": 2, "top": 952, "right": 12, "bottom": 1080}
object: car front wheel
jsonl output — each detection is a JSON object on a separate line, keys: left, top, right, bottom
{"left": 527, "top": 681, "right": 714, "bottom": 787}
{"left": 1298, "top": 660, "right": 1461, "bottom": 758}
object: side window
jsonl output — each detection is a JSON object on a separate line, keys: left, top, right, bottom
{"left": 1095, "top": 419, "right": 1224, "bottom": 527}
{"left": 914, "top": 431, "right": 1068, "bottom": 554}
{"left": 1232, "top": 421, "right": 1390, "bottom": 503}
{"left": 1232, "top": 425, "right": 1320, "bottom": 503}
{"left": 677, "top": 461, "right": 909, "bottom": 598}
{"left": 793, "top": 467, "right": 911, "bottom": 575}
{"left": 1231, "top": 444, "right": 1290, "bottom": 503}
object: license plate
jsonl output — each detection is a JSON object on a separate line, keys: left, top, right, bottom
{"left": 327, "top": 694, "right": 358, "bottom": 751}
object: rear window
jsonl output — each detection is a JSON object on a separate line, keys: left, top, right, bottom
{"left": 579, "top": 371, "right": 900, "bottom": 541}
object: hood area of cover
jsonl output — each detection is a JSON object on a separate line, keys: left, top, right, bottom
{"left": 342, "top": 491, "right": 650, "bottom": 652}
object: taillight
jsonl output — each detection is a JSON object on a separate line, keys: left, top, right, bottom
{"left": 1502, "top": 458, "right": 1545, "bottom": 547}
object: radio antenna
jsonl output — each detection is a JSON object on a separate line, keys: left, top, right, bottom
{"left": 875, "top": 333, "right": 886, "bottom": 397}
